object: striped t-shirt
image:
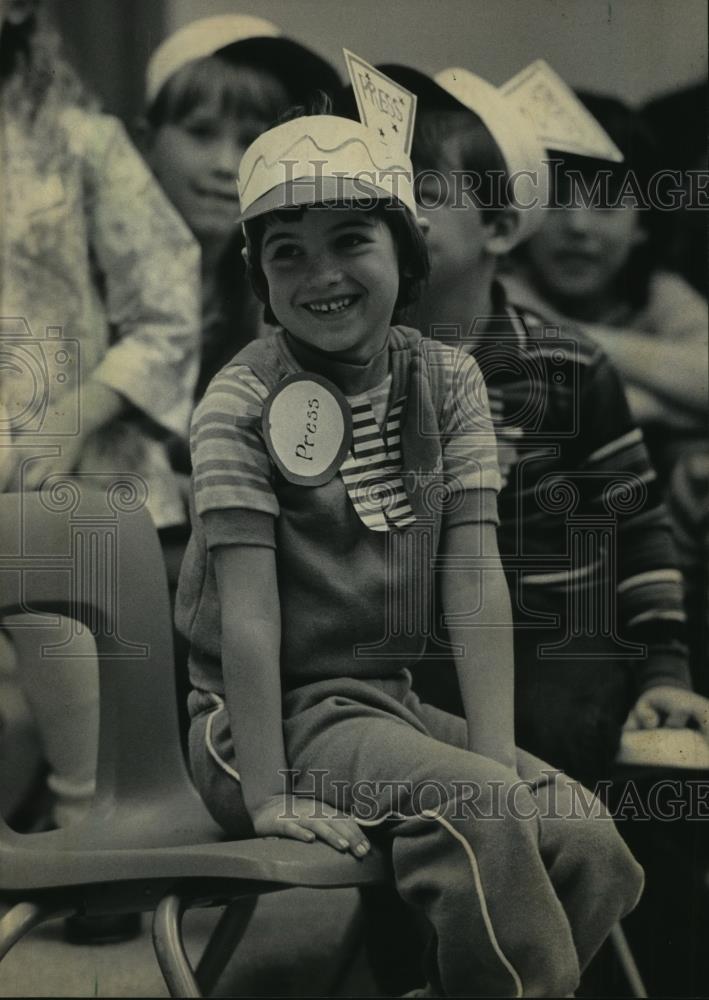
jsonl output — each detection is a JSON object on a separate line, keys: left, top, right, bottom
{"left": 177, "top": 327, "right": 501, "bottom": 691}
{"left": 190, "top": 337, "right": 500, "bottom": 533}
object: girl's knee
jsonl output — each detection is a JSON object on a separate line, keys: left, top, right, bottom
{"left": 563, "top": 813, "right": 645, "bottom": 913}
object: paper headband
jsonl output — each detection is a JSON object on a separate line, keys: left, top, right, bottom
{"left": 236, "top": 114, "right": 418, "bottom": 223}
{"left": 146, "top": 14, "right": 340, "bottom": 107}
{"left": 147, "top": 15, "right": 280, "bottom": 104}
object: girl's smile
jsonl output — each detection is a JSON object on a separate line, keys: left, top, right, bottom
{"left": 302, "top": 293, "right": 361, "bottom": 316}
{"left": 260, "top": 208, "right": 400, "bottom": 363}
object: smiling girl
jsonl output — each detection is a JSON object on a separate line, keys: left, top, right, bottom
{"left": 175, "top": 109, "right": 643, "bottom": 997}
{"left": 507, "top": 92, "right": 708, "bottom": 486}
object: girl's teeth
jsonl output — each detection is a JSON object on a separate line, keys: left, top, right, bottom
{"left": 308, "top": 297, "right": 353, "bottom": 313}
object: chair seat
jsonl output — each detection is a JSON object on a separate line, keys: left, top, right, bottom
{"left": 1, "top": 836, "right": 388, "bottom": 892}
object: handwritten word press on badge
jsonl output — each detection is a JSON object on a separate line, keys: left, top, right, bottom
{"left": 262, "top": 373, "right": 353, "bottom": 487}
{"left": 343, "top": 49, "right": 417, "bottom": 156}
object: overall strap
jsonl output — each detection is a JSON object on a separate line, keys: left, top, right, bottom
{"left": 231, "top": 333, "right": 290, "bottom": 392}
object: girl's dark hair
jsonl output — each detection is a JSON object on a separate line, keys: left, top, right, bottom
{"left": 244, "top": 200, "right": 430, "bottom": 326}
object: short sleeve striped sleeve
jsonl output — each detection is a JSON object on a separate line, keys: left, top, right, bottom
{"left": 190, "top": 366, "right": 279, "bottom": 520}
{"left": 439, "top": 349, "right": 502, "bottom": 524}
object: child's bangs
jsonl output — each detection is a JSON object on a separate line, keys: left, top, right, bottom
{"left": 148, "top": 56, "right": 288, "bottom": 127}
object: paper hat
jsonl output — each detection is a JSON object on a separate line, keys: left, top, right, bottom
{"left": 376, "top": 62, "right": 623, "bottom": 244}
{"left": 146, "top": 14, "right": 340, "bottom": 107}
{"left": 500, "top": 60, "right": 623, "bottom": 163}
{"left": 236, "top": 114, "right": 417, "bottom": 223}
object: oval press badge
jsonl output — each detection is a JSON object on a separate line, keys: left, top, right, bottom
{"left": 262, "top": 373, "right": 353, "bottom": 486}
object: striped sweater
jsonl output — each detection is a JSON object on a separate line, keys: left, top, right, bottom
{"left": 477, "top": 285, "right": 690, "bottom": 693}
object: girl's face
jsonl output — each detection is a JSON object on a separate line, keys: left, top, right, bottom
{"left": 148, "top": 94, "right": 269, "bottom": 245}
{"left": 260, "top": 207, "right": 400, "bottom": 362}
{"left": 523, "top": 204, "right": 647, "bottom": 311}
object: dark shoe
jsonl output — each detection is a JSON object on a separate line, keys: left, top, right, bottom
{"left": 63, "top": 912, "right": 143, "bottom": 945}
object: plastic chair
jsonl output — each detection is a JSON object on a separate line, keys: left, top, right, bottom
{"left": 0, "top": 487, "right": 387, "bottom": 997}
{"left": 0, "top": 486, "right": 647, "bottom": 998}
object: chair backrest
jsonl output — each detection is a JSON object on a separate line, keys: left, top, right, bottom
{"left": 0, "top": 484, "right": 197, "bottom": 822}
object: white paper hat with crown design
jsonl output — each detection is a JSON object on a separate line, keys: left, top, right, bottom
{"left": 236, "top": 54, "right": 419, "bottom": 223}
{"left": 419, "top": 60, "right": 623, "bottom": 244}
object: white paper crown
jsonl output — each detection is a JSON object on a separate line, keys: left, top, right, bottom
{"left": 146, "top": 14, "right": 282, "bottom": 104}
{"left": 236, "top": 115, "right": 417, "bottom": 222}
{"left": 501, "top": 60, "right": 624, "bottom": 162}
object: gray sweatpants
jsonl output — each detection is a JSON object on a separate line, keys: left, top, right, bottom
{"left": 189, "top": 672, "right": 644, "bottom": 997}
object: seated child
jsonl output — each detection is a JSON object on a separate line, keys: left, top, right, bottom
{"left": 504, "top": 93, "right": 708, "bottom": 488}
{"left": 175, "top": 105, "right": 643, "bottom": 997}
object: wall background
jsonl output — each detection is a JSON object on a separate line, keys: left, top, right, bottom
{"left": 164, "top": 0, "right": 707, "bottom": 105}
{"left": 52, "top": 0, "right": 707, "bottom": 122}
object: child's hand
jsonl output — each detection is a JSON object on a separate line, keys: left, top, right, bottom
{"left": 250, "top": 794, "right": 371, "bottom": 858}
{"left": 624, "top": 686, "right": 709, "bottom": 740}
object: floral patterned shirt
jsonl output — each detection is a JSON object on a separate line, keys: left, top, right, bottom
{"left": 0, "top": 105, "right": 200, "bottom": 527}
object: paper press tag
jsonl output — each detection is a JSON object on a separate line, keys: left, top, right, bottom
{"left": 344, "top": 49, "right": 417, "bottom": 156}
{"left": 501, "top": 60, "right": 624, "bottom": 162}
{"left": 262, "top": 373, "right": 353, "bottom": 487}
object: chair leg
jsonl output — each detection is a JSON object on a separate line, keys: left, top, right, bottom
{"left": 610, "top": 923, "right": 648, "bottom": 999}
{"left": 153, "top": 894, "right": 201, "bottom": 998}
{"left": 196, "top": 896, "right": 257, "bottom": 995}
{"left": 0, "top": 902, "right": 72, "bottom": 962}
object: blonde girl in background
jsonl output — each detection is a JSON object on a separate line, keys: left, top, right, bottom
{"left": 142, "top": 15, "right": 341, "bottom": 404}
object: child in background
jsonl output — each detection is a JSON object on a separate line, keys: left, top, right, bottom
{"left": 505, "top": 93, "right": 708, "bottom": 488}
{"left": 667, "top": 448, "right": 709, "bottom": 697}
{"left": 362, "top": 62, "right": 709, "bottom": 787}
{"left": 0, "top": 1, "right": 199, "bottom": 831}
{"left": 355, "top": 63, "right": 708, "bottom": 997}
{"left": 142, "top": 15, "right": 341, "bottom": 403}
{"left": 175, "top": 105, "right": 643, "bottom": 998}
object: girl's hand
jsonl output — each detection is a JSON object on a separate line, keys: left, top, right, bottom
{"left": 250, "top": 795, "right": 371, "bottom": 859}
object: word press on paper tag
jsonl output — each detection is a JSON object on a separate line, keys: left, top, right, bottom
{"left": 343, "top": 49, "right": 416, "bottom": 156}
{"left": 501, "top": 60, "right": 624, "bottom": 162}
{"left": 262, "top": 373, "right": 353, "bottom": 487}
